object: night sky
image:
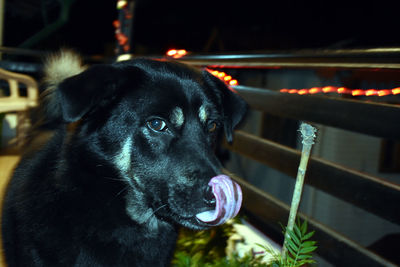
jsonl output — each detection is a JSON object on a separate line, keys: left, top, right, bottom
{"left": 4, "top": 0, "right": 400, "bottom": 57}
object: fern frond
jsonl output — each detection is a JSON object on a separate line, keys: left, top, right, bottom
{"left": 282, "top": 219, "right": 318, "bottom": 267}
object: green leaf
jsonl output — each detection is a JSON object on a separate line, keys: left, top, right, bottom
{"left": 287, "top": 229, "right": 301, "bottom": 246}
{"left": 297, "top": 255, "right": 313, "bottom": 261}
{"left": 298, "top": 252, "right": 314, "bottom": 258}
{"left": 293, "top": 223, "right": 302, "bottom": 236}
{"left": 302, "top": 240, "right": 317, "bottom": 247}
{"left": 300, "top": 220, "right": 308, "bottom": 236}
{"left": 302, "top": 230, "right": 315, "bottom": 240}
{"left": 288, "top": 239, "right": 300, "bottom": 252}
{"left": 286, "top": 242, "right": 297, "bottom": 256}
{"left": 300, "top": 246, "right": 318, "bottom": 254}
{"left": 297, "top": 259, "right": 315, "bottom": 266}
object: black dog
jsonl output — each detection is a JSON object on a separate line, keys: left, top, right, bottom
{"left": 1, "top": 51, "right": 247, "bottom": 266}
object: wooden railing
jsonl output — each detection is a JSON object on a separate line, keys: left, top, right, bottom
{"left": 224, "top": 88, "right": 400, "bottom": 266}
{"left": 178, "top": 49, "right": 400, "bottom": 266}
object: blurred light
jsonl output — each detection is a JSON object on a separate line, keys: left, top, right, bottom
{"left": 280, "top": 86, "right": 400, "bottom": 97}
{"left": 365, "top": 89, "right": 378, "bottom": 96}
{"left": 229, "top": 80, "right": 238, "bottom": 86}
{"left": 166, "top": 49, "right": 187, "bottom": 58}
{"left": 224, "top": 75, "right": 232, "bottom": 81}
{"left": 167, "top": 49, "right": 177, "bottom": 56}
{"left": 352, "top": 89, "right": 365, "bottom": 96}
{"left": 117, "top": 54, "right": 133, "bottom": 61}
{"left": 378, "top": 90, "right": 391, "bottom": 96}
{"left": 322, "top": 86, "right": 336, "bottom": 93}
{"left": 177, "top": 49, "right": 187, "bottom": 56}
{"left": 113, "top": 20, "right": 121, "bottom": 28}
{"left": 117, "top": 0, "right": 128, "bottom": 9}
{"left": 309, "top": 87, "right": 321, "bottom": 94}
{"left": 115, "top": 33, "right": 128, "bottom": 45}
{"left": 337, "top": 87, "right": 351, "bottom": 94}
{"left": 298, "top": 89, "right": 308, "bottom": 95}
{"left": 207, "top": 69, "right": 239, "bottom": 86}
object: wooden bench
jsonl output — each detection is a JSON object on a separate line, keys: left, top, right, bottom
{"left": 0, "top": 68, "right": 39, "bottom": 266}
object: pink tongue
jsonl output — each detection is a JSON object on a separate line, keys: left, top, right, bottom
{"left": 195, "top": 175, "right": 242, "bottom": 226}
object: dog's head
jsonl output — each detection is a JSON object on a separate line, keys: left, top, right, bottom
{"left": 51, "top": 58, "right": 247, "bottom": 230}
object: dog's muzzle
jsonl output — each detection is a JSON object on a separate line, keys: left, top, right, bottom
{"left": 196, "top": 175, "right": 242, "bottom": 226}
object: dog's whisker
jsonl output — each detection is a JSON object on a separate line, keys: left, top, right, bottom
{"left": 105, "top": 186, "right": 130, "bottom": 208}
{"left": 145, "top": 204, "right": 168, "bottom": 223}
{"left": 153, "top": 204, "right": 168, "bottom": 214}
{"left": 115, "top": 186, "right": 129, "bottom": 197}
{"left": 102, "top": 176, "right": 125, "bottom": 182}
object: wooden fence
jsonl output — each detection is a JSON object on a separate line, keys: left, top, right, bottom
{"left": 179, "top": 48, "right": 400, "bottom": 266}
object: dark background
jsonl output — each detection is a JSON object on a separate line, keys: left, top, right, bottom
{"left": 3, "top": 0, "right": 400, "bottom": 56}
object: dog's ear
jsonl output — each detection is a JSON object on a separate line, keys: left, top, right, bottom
{"left": 56, "top": 64, "right": 119, "bottom": 122}
{"left": 56, "top": 64, "right": 142, "bottom": 122}
{"left": 202, "top": 70, "right": 247, "bottom": 143}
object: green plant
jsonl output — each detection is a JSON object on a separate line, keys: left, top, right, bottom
{"left": 261, "top": 219, "right": 317, "bottom": 267}
{"left": 171, "top": 219, "right": 317, "bottom": 267}
{"left": 172, "top": 220, "right": 236, "bottom": 266}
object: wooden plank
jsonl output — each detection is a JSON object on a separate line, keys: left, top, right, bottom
{"left": 226, "top": 131, "right": 400, "bottom": 225}
{"left": 232, "top": 175, "right": 397, "bottom": 267}
{"left": 0, "top": 155, "right": 20, "bottom": 267}
{"left": 179, "top": 58, "right": 400, "bottom": 70}
{"left": 176, "top": 48, "right": 400, "bottom": 70}
{"left": 234, "top": 86, "right": 400, "bottom": 140}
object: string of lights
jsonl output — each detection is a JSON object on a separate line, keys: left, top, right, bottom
{"left": 206, "top": 69, "right": 238, "bottom": 86}
{"left": 280, "top": 87, "right": 400, "bottom": 96}
{"left": 165, "top": 49, "right": 400, "bottom": 97}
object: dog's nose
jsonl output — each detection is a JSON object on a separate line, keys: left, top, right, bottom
{"left": 204, "top": 185, "right": 216, "bottom": 206}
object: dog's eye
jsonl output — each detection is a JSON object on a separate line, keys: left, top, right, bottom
{"left": 208, "top": 122, "right": 217, "bottom": 133}
{"left": 147, "top": 119, "right": 168, "bottom": 132}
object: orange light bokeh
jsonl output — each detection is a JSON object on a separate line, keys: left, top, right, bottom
{"left": 206, "top": 69, "right": 239, "bottom": 87}
{"left": 280, "top": 86, "right": 400, "bottom": 97}
{"left": 352, "top": 89, "right": 365, "bottom": 96}
{"left": 378, "top": 90, "right": 391, "bottom": 96}
{"left": 309, "top": 87, "right": 321, "bottom": 94}
{"left": 224, "top": 75, "right": 232, "bottom": 81}
{"left": 229, "top": 80, "right": 238, "bottom": 86}
{"left": 392, "top": 88, "right": 400, "bottom": 95}
{"left": 166, "top": 49, "right": 187, "bottom": 58}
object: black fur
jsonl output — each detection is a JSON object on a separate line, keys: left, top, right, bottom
{"left": 1, "top": 59, "right": 247, "bottom": 266}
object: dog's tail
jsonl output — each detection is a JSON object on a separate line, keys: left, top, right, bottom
{"left": 43, "top": 50, "right": 86, "bottom": 90}
{"left": 40, "top": 50, "right": 87, "bottom": 125}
